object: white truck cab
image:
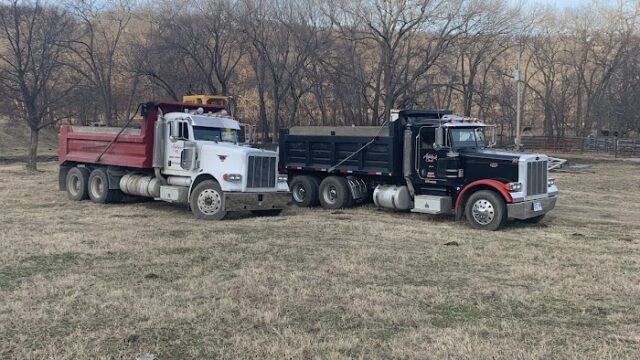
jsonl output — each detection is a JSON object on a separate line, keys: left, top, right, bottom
{"left": 149, "top": 109, "right": 289, "bottom": 219}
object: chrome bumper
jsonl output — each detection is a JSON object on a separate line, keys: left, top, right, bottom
{"left": 224, "top": 192, "right": 290, "bottom": 212}
{"left": 507, "top": 196, "right": 557, "bottom": 220}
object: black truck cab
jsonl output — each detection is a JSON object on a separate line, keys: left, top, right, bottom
{"left": 279, "top": 109, "right": 558, "bottom": 230}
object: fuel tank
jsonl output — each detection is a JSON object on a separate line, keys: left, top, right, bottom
{"left": 373, "top": 185, "right": 413, "bottom": 211}
{"left": 119, "top": 173, "right": 161, "bottom": 198}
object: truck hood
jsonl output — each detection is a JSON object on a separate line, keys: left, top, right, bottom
{"left": 459, "top": 148, "right": 546, "bottom": 162}
{"left": 198, "top": 141, "right": 278, "bottom": 157}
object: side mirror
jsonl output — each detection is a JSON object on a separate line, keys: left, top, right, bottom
{"left": 489, "top": 125, "right": 497, "bottom": 148}
{"left": 171, "top": 121, "right": 179, "bottom": 139}
{"left": 180, "top": 141, "right": 197, "bottom": 170}
{"left": 434, "top": 126, "right": 444, "bottom": 150}
{"left": 481, "top": 125, "right": 497, "bottom": 148}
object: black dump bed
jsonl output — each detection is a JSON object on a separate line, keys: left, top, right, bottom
{"left": 278, "top": 123, "right": 403, "bottom": 177}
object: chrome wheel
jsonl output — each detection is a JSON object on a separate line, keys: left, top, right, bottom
{"left": 90, "top": 175, "right": 105, "bottom": 198}
{"left": 197, "top": 188, "right": 222, "bottom": 215}
{"left": 323, "top": 184, "right": 338, "bottom": 205}
{"left": 471, "top": 199, "right": 495, "bottom": 225}
{"left": 69, "top": 174, "right": 81, "bottom": 197}
{"left": 290, "top": 176, "right": 319, "bottom": 207}
{"left": 292, "top": 183, "right": 307, "bottom": 202}
{"left": 66, "top": 167, "right": 90, "bottom": 201}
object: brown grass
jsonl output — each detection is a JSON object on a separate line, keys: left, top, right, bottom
{"left": 1, "top": 160, "right": 639, "bottom": 359}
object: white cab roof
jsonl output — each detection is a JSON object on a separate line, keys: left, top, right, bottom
{"left": 164, "top": 112, "right": 240, "bottom": 130}
{"left": 190, "top": 114, "right": 240, "bottom": 130}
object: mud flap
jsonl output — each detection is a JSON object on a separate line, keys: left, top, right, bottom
{"left": 455, "top": 204, "right": 464, "bottom": 221}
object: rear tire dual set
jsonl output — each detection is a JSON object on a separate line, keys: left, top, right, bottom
{"left": 290, "top": 175, "right": 353, "bottom": 209}
{"left": 290, "top": 174, "right": 543, "bottom": 230}
{"left": 65, "top": 169, "right": 280, "bottom": 221}
{"left": 66, "top": 167, "right": 121, "bottom": 203}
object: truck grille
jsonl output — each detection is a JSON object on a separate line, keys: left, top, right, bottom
{"left": 526, "top": 160, "right": 548, "bottom": 196}
{"left": 247, "top": 155, "right": 276, "bottom": 188}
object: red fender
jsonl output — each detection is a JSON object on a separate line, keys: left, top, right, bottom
{"left": 454, "top": 179, "right": 513, "bottom": 210}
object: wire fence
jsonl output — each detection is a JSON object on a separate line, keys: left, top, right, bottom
{"left": 501, "top": 136, "right": 640, "bottom": 157}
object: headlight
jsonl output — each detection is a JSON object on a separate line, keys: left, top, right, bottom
{"left": 277, "top": 174, "right": 288, "bottom": 183}
{"left": 548, "top": 178, "right": 555, "bottom": 187}
{"left": 505, "top": 182, "right": 522, "bottom": 192}
{"left": 223, "top": 173, "right": 242, "bottom": 182}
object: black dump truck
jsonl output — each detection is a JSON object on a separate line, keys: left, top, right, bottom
{"left": 278, "top": 109, "right": 558, "bottom": 230}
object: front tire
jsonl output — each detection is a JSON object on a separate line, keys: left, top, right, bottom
{"left": 465, "top": 190, "right": 507, "bottom": 231}
{"left": 190, "top": 180, "right": 227, "bottom": 220}
{"left": 290, "top": 175, "right": 320, "bottom": 207}
{"left": 319, "top": 176, "right": 353, "bottom": 209}
{"left": 66, "top": 167, "right": 89, "bottom": 201}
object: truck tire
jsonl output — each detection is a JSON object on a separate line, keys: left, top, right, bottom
{"left": 250, "top": 209, "right": 283, "bottom": 217}
{"left": 290, "top": 175, "right": 320, "bottom": 207}
{"left": 66, "top": 167, "right": 90, "bottom": 201}
{"left": 465, "top": 190, "right": 507, "bottom": 231}
{"left": 190, "top": 180, "right": 227, "bottom": 220}
{"left": 319, "top": 176, "right": 353, "bottom": 209}
{"left": 88, "top": 168, "right": 119, "bottom": 203}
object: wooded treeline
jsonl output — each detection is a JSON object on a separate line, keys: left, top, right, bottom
{"left": 1, "top": 0, "right": 639, "bottom": 169}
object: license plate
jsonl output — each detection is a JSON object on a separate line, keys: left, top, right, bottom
{"left": 533, "top": 201, "right": 543, "bottom": 212}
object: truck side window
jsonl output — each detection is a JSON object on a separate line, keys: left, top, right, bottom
{"left": 170, "top": 121, "right": 189, "bottom": 140}
{"left": 421, "top": 127, "right": 436, "bottom": 149}
{"left": 171, "top": 121, "right": 179, "bottom": 138}
{"left": 182, "top": 122, "right": 189, "bottom": 140}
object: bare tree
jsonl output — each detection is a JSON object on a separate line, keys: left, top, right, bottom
{"left": 566, "top": 4, "right": 634, "bottom": 136}
{"left": 525, "top": 10, "right": 578, "bottom": 139}
{"left": 606, "top": 36, "right": 640, "bottom": 137}
{"left": 65, "top": 0, "right": 132, "bottom": 126}
{"left": 152, "top": 0, "right": 244, "bottom": 96}
{"left": 3, "top": 0, "right": 639, "bottom": 151}
{"left": 0, "top": 0, "right": 74, "bottom": 170}
{"left": 127, "top": 4, "right": 200, "bottom": 101}
{"left": 241, "top": 0, "right": 318, "bottom": 141}
{"left": 452, "top": 0, "right": 519, "bottom": 116}
{"left": 328, "top": 0, "right": 466, "bottom": 123}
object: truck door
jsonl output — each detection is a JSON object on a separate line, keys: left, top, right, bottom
{"left": 416, "top": 127, "right": 439, "bottom": 179}
{"left": 167, "top": 120, "right": 192, "bottom": 172}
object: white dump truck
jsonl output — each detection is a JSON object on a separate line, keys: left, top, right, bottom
{"left": 58, "top": 101, "right": 289, "bottom": 219}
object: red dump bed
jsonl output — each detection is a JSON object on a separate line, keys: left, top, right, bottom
{"left": 58, "top": 101, "right": 224, "bottom": 169}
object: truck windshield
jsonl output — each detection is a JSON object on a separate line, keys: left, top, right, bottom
{"left": 193, "top": 126, "right": 238, "bottom": 143}
{"left": 449, "top": 127, "right": 486, "bottom": 149}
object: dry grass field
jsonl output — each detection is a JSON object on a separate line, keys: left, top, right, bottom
{"left": 1, "top": 160, "right": 639, "bottom": 359}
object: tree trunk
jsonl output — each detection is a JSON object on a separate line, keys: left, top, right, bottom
{"left": 103, "top": 92, "right": 114, "bottom": 126}
{"left": 544, "top": 89, "right": 553, "bottom": 138}
{"left": 271, "top": 86, "right": 280, "bottom": 143}
{"left": 288, "top": 94, "right": 300, "bottom": 129}
{"left": 26, "top": 127, "right": 39, "bottom": 171}
{"left": 576, "top": 85, "right": 582, "bottom": 136}
{"left": 382, "top": 47, "right": 393, "bottom": 124}
{"left": 258, "top": 88, "right": 268, "bottom": 142}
